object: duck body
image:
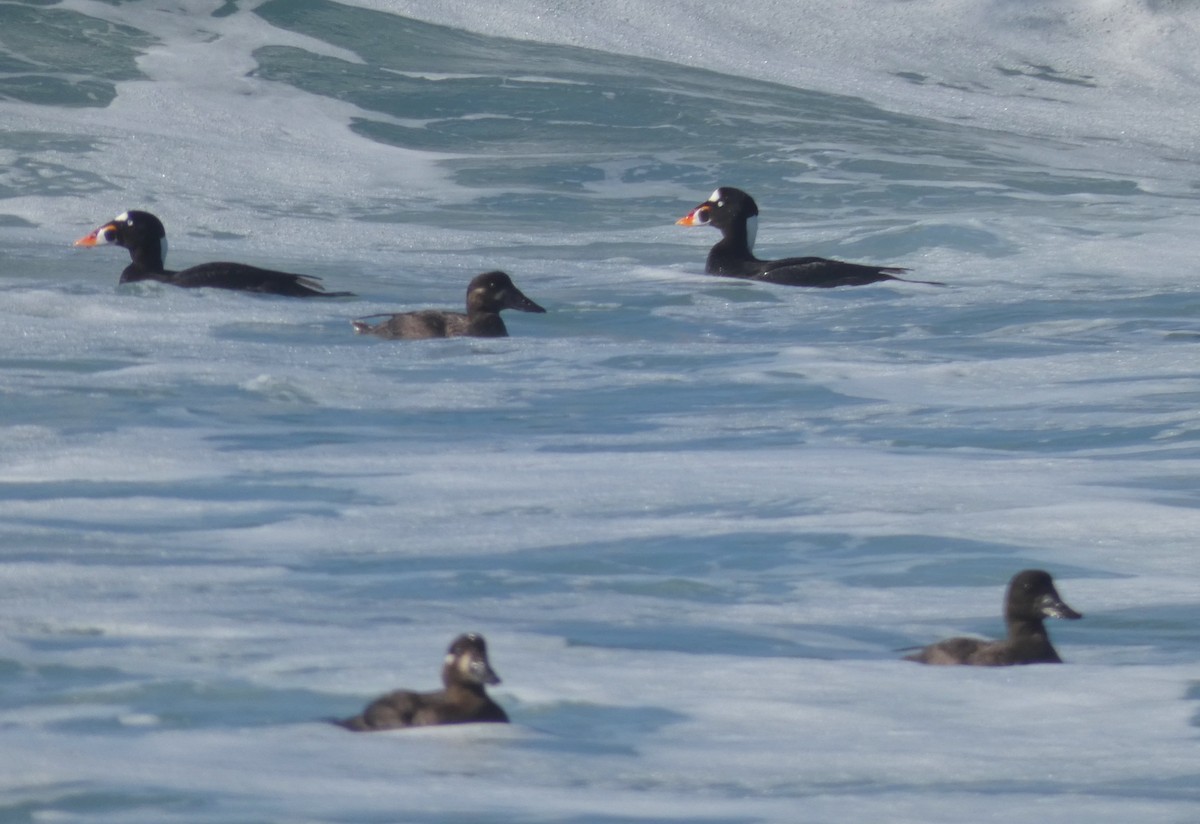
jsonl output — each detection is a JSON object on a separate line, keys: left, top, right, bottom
{"left": 335, "top": 633, "right": 509, "bottom": 731}
{"left": 75, "top": 210, "right": 354, "bottom": 298}
{"left": 677, "top": 187, "right": 943, "bottom": 288}
{"left": 905, "top": 569, "right": 1082, "bottom": 666}
{"left": 352, "top": 271, "right": 545, "bottom": 340}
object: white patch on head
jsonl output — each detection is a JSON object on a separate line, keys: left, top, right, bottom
{"left": 455, "top": 654, "right": 478, "bottom": 679}
{"left": 115, "top": 211, "right": 130, "bottom": 223}
{"left": 745, "top": 214, "right": 758, "bottom": 252}
{"left": 160, "top": 237, "right": 169, "bottom": 263}
{"left": 707, "top": 188, "right": 722, "bottom": 203}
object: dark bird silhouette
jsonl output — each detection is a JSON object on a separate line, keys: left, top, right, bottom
{"left": 75, "top": 210, "right": 354, "bottom": 297}
{"left": 905, "top": 569, "right": 1082, "bottom": 666}
{"left": 676, "top": 186, "right": 943, "bottom": 288}
{"left": 352, "top": 271, "right": 545, "bottom": 339}
{"left": 334, "top": 633, "right": 509, "bottom": 731}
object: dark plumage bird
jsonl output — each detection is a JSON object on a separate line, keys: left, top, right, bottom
{"left": 904, "top": 569, "right": 1082, "bottom": 666}
{"left": 351, "top": 271, "right": 545, "bottom": 339}
{"left": 74, "top": 210, "right": 354, "bottom": 297}
{"left": 334, "top": 633, "right": 509, "bottom": 731}
{"left": 676, "top": 186, "right": 943, "bottom": 288}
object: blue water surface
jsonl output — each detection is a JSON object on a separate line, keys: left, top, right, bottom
{"left": 1, "top": 2, "right": 1199, "bottom": 822}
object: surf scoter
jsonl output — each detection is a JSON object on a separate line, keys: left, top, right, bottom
{"left": 74, "top": 210, "right": 354, "bottom": 297}
{"left": 904, "top": 569, "right": 1082, "bottom": 666}
{"left": 676, "top": 187, "right": 943, "bottom": 288}
{"left": 334, "top": 633, "right": 509, "bottom": 731}
{"left": 351, "top": 271, "right": 545, "bottom": 339}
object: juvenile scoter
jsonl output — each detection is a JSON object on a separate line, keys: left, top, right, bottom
{"left": 676, "top": 187, "right": 943, "bottom": 288}
{"left": 351, "top": 271, "right": 545, "bottom": 339}
{"left": 334, "top": 633, "right": 509, "bottom": 731}
{"left": 74, "top": 210, "right": 354, "bottom": 297}
{"left": 904, "top": 569, "right": 1082, "bottom": 666}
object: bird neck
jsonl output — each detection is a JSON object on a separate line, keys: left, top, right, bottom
{"left": 128, "top": 237, "right": 168, "bottom": 274}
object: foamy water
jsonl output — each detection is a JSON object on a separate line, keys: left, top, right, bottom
{"left": 1, "top": 1, "right": 1199, "bottom": 821}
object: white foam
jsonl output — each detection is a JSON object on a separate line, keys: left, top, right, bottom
{"left": 340, "top": 0, "right": 1200, "bottom": 158}
{"left": 13, "top": 0, "right": 449, "bottom": 259}
{"left": 2, "top": 3, "right": 1200, "bottom": 821}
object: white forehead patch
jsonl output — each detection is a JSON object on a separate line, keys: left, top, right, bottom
{"left": 707, "top": 188, "right": 722, "bottom": 203}
{"left": 115, "top": 211, "right": 130, "bottom": 223}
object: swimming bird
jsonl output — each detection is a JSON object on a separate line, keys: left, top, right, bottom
{"left": 676, "top": 186, "right": 943, "bottom": 288}
{"left": 74, "top": 210, "right": 354, "bottom": 297}
{"left": 351, "top": 271, "right": 545, "bottom": 339}
{"left": 904, "top": 569, "right": 1082, "bottom": 666}
{"left": 335, "top": 633, "right": 509, "bottom": 731}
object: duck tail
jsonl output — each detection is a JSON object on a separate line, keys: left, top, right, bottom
{"left": 351, "top": 316, "right": 391, "bottom": 335}
{"left": 326, "top": 714, "right": 369, "bottom": 731}
{"left": 886, "top": 269, "right": 947, "bottom": 287}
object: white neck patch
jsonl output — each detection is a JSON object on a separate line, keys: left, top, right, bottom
{"left": 160, "top": 237, "right": 169, "bottom": 263}
{"left": 745, "top": 214, "right": 758, "bottom": 252}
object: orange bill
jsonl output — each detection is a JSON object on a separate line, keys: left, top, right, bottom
{"left": 73, "top": 223, "right": 115, "bottom": 247}
{"left": 675, "top": 205, "right": 708, "bottom": 226}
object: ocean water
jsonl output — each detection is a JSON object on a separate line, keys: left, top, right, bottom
{"left": 2, "top": 0, "right": 1200, "bottom": 821}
